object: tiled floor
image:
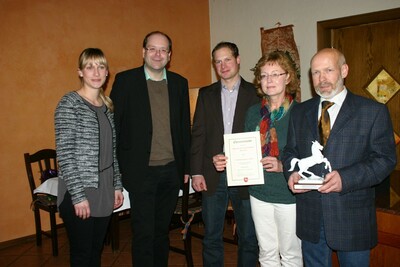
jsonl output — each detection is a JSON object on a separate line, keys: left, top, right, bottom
{"left": 0, "top": 218, "right": 239, "bottom": 267}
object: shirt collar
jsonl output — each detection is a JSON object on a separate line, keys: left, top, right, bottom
{"left": 144, "top": 67, "right": 167, "bottom": 81}
{"left": 320, "top": 87, "right": 347, "bottom": 107}
{"left": 221, "top": 79, "right": 241, "bottom": 92}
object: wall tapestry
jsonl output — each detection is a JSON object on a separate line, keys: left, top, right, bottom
{"left": 260, "top": 23, "right": 301, "bottom": 102}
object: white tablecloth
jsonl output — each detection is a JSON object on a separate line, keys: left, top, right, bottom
{"left": 34, "top": 177, "right": 58, "bottom": 196}
{"left": 33, "top": 178, "right": 194, "bottom": 213}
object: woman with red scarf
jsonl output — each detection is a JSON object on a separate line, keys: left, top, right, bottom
{"left": 245, "top": 51, "right": 302, "bottom": 266}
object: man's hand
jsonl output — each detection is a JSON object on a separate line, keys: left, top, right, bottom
{"left": 318, "top": 170, "right": 342, "bottom": 193}
{"left": 288, "top": 172, "right": 310, "bottom": 194}
{"left": 192, "top": 175, "right": 207, "bottom": 192}
{"left": 213, "top": 154, "right": 227, "bottom": 171}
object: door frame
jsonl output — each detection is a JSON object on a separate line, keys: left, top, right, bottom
{"left": 317, "top": 7, "right": 400, "bottom": 49}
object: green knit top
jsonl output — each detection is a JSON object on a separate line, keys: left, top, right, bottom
{"left": 244, "top": 101, "right": 296, "bottom": 204}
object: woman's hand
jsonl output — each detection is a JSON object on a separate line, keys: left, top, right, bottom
{"left": 261, "top": 156, "right": 282, "bottom": 172}
{"left": 114, "top": 190, "right": 124, "bottom": 209}
{"left": 74, "top": 200, "right": 90, "bottom": 219}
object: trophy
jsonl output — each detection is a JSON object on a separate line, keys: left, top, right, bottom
{"left": 289, "top": 140, "right": 332, "bottom": 190}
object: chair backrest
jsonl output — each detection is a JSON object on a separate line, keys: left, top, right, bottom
{"left": 24, "top": 149, "right": 57, "bottom": 200}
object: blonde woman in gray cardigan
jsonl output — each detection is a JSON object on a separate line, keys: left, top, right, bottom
{"left": 55, "top": 48, "right": 123, "bottom": 267}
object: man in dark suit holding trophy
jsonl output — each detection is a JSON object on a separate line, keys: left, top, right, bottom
{"left": 282, "top": 48, "right": 396, "bottom": 266}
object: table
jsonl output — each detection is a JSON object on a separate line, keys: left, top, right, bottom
{"left": 35, "top": 177, "right": 196, "bottom": 251}
{"left": 34, "top": 177, "right": 194, "bottom": 212}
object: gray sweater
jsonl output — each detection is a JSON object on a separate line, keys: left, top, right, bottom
{"left": 55, "top": 91, "right": 122, "bottom": 205}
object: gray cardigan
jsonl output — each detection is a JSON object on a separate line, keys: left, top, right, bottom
{"left": 55, "top": 91, "right": 122, "bottom": 205}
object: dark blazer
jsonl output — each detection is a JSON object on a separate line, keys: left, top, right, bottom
{"left": 110, "top": 66, "right": 191, "bottom": 193}
{"left": 190, "top": 78, "right": 260, "bottom": 198}
{"left": 282, "top": 90, "right": 397, "bottom": 251}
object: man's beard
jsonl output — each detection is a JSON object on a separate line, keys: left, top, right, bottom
{"left": 315, "top": 78, "right": 344, "bottom": 99}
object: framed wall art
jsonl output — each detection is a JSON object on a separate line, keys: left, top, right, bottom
{"left": 365, "top": 67, "right": 400, "bottom": 104}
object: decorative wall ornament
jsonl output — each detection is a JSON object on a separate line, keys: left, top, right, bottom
{"left": 364, "top": 67, "right": 400, "bottom": 148}
{"left": 260, "top": 23, "right": 301, "bottom": 101}
{"left": 365, "top": 67, "right": 400, "bottom": 104}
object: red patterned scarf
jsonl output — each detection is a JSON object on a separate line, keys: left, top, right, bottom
{"left": 258, "top": 94, "right": 293, "bottom": 157}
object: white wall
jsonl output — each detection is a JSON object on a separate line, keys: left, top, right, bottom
{"left": 209, "top": 0, "right": 400, "bottom": 101}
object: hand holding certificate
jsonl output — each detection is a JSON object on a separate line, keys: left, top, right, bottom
{"left": 224, "top": 131, "right": 264, "bottom": 186}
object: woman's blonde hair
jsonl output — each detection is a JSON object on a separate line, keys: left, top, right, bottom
{"left": 252, "top": 51, "right": 299, "bottom": 98}
{"left": 78, "top": 48, "right": 114, "bottom": 111}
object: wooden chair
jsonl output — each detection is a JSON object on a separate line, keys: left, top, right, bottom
{"left": 169, "top": 181, "right": 202, "bottom": 267}
{"left": 169, "top": 182, "right": 237, "bottom": 266}
{"left": 24, "top": 149, "right": 59, "bottom": 256}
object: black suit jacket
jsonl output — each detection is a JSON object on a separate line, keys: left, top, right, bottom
{"left": 110, "top": 66, "right": 191, "bottom": 193}
{"left": 190, "top": 78, "right": 260, "bottom": 198}
{"left": 282, "top": 90, "right": 397, "bottom": 251}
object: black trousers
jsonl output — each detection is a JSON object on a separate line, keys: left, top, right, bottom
{"left": 129, "top": 161, "right": 180, "bottom": 267}
{"left": 59, "top": 192, "right": 111, "bottom": 267}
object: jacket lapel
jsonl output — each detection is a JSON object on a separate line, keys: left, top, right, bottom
{"left": 166, "top": 71, "right": 176, "bottom": 128}
{"left": 232, "top": 78, "right": 250, "bottom": 133}
{"left": 210, "top": 81, "right": 224, "bottom": 134}
{"left": 329, "top": 92, "right": 354, "bottom": 140}
{"left": 305, "top": 98, "right": 321, "bottom": 142}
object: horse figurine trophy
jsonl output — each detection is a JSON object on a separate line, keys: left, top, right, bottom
{"left": 289, "top": 140, "right": 332, "bottom": 189}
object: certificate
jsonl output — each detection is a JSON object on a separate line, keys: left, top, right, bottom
{"left": 224, "top": 131, "right": 264, "bottom": 186}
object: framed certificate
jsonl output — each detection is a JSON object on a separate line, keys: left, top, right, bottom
{"left": 224, "top": 131, "right": 264, "bottom": 186}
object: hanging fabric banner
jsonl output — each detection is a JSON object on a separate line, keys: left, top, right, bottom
{"left": 260, "top": 23, "right": 301, "bottom": 101}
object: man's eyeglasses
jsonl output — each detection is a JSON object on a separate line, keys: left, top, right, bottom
{"left": 260, "top": 72, "right": 287, "bottom": 81}
{"left": 145, "top": 47, "right": 169, "bottom": 55}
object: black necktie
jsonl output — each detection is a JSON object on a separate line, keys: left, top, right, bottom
{"left": 319, "top": 101, "right": 334, "bottom": 146}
